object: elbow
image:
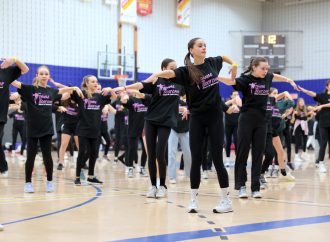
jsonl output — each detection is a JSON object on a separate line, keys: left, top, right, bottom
{"left": 21, "top": 66, "right": 29, "bottom": 75}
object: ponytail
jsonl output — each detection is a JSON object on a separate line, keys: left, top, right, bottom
{"left": 184, "top": 52, "right": 203, "bottom": 85}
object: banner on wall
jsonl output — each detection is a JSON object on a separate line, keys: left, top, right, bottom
{"left": 137, "top": 0, "right": 152, "bottom": 16}
{"left": 177, "top": 0, "right": 190, "bottom": 27}
{"left": 120, "top": 0, "right": 137, "bottom": 24}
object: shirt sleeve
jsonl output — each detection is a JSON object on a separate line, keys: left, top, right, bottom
{"left": 51, "top": 88, "right": 62, "bottom": 101}
{"left": 142, "top": 94, "right": 152, "bottom": 106}
{"left": 313, "top": 93, "right": 323, "bottom": 103}
{"left": 207, "top": 56, "right": 223, "bottom": 74}
{"left": 233, "top": 76, "right": 248, "bottom": 92}
{"left": 17, "top": 84, "right": 32, "bottom": 100}
{"left": 141, "top": 82, "right": 155, "bottom": 94}
{"left": 173, "top": 66, "right": 189, "bottom": 86}
{"left": 6, "top": 66, "right": 22, "bottom": 83}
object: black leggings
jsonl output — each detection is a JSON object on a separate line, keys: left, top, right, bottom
{"left": 127, "top": 136, "right": 147, "bottom": 167}
{"left": 100, "top": 129, "right": 111, "bottom": 156}
{"left": 281, "top": 123, "right": 292, "bottom": 163}
{"left": 261, "top": 133, "right": 275, "bottom": 174}
{"left": 76, "top": 136, "right": 98, "bottom": 177}
{"left": 201, "top": 134, "right": 212, "bottom": 171}
{"left": 225, "top": 123, "right": 238, "bottom": 157}
{"left": 294, "top": 125, "right": 307, "bottom": 153}
{"left": 0, "top": 123, "right": 8, "bottom": 172}
{"left": 235, "top": 110, "right": 267, "bottom": 192}
{"left": 25, "top": 135, "right": 53, "bottom": 183}
{"left": 11, "top": 125, "right": 26, "bottom": 155}
{"left": 190, "top": 109, "right": 228, "bottom": 189}
{"left": 114, "top": 121, "right": 128, "bottom": 157}
{"left": 144, "top": 121, "right": 171, "bottom": 186}
{"left": 318, "top": 126, "right": 330, "bottom": 162}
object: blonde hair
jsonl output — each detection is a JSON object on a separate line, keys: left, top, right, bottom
{"left": 81, "top": 75, "right": 96, "bottom": 99}
{"left": 295, "top": 98, "right": 307, "bottom": 116}
{"left": 34, "top": 65, "right": 51, "bottom": 88}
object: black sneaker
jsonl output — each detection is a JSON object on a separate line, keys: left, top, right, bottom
{"left": 57, "top": 163, "right": 64, "bottom": 171}
{"left": 87, "top": 177, "right": 103, "bottom": 185}
{"left": 287, "top": 162, "right": 294, "bottom": 171}
{"left": 74, "top": 178, "right": 81, "bottom": 186}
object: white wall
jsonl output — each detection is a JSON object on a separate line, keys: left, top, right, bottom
{"left": 0, "top": 0, "right": 262, "bottom": 73}
{"left": 262, "top": 1, "right": 330, "bottom": 80}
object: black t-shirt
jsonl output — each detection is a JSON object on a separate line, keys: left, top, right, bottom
{"left": 141, "top": 78, "right": 181, "bottom": 128}
{"left": 225, "top": 104, "right": 240, "bottom": 126}
{"left": 0, "top": 66, "right": 21, "bottom": 123}
{"left": 313, "top": 93, "right": 330, "bottom": 127}
{"left": 71, "top": 91, "right": 112, "bottom": 138}
{"left": 124, "top": 97, "right": 148, "bottom": 137}
{"left": 52, "top": 100, "right": 63, "bottom": 133}
{"left": 100, "top": 112, "right": 109, "bottom": 132}
{"left": 62, "top": 100, "right": 79, "bottom": 126}
{"left": 8, "top": 110, "right": 25, "bottom": 128}
{"left": 112, "top": 100, "right": 128, "bottom": 126}
{"left": 295, "top": 109, "right": 308, "bottom": 121}
{"left": 18, "top": 84, "right": 61, "bottom": 138}
{"left": 234, "top": 72, "right": 274, "bottom": 114}
{"left": 173, "top": 100, "right": 189, "bottom": 133}
{"left": 173, "top": 56, "right": 223, "bottom": 114}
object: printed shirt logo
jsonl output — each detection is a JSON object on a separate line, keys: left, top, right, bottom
{"left": 83, "top": 99, "right": 100, "bottom": 110}
{"left": 101, "top": 113, "right": 108, "bottom": 122}
{"left": 272, "top": 107, "right": 282, "bottom": 118}
{"left": 0, "top": 81, "right": 4, "bottom": 89}
{"left": 14, "top": 114, "right": 25, "bottom": 121}
{"left": 197, "top": 73, "right": 218, "bottom": 90}
{"left": 66, "top": 107, "right": 78, "bottom": 116}
{"left": 32, "top": 93, "right": 52, "bottom": 106}
{"left": 249, "top": 82, "right": 268, "bottom": 96}
{"left": 156, "top": 84, "right": 180, "bottom": 96}
{"left": 132, "top": 103, "right": 147, "bottom": 113}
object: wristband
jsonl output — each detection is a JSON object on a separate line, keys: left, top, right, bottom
{"left": 12, "top": 56, "right": 17, "bottom": 63}
{"left": 231, "top": 63, "right": 238, "bottom": 68}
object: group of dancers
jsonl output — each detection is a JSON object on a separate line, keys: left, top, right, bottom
{"left": 1, "top": 38, "right": 330, "bottom": 231}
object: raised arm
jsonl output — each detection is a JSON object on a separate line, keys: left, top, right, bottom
{"left": 273, "top": 74, "right": 298, "bottom": 90}
{"left": 298, "top": 86, "right": 317, "bottom": 97}
{"left": 11, "top": 80, "right": 22, "bottom": 89}
{"left": 276, "top": 91, "right": 292, "bottom": 101}
{"left": 143, "top": 70, "right": 176, "bottom": 84}
{"left": 0, "top": 57, "right": 29, "bottom": 74}
{"left": 49, "top": 78, "right": 67, "bottom": 88}
{"left": 218, "top": 76, "right": 236, "bottom": 86}
{"left": 112, "top": 82, "right": 144, "bottom": 93}
{"left": 222, "top": 55, "right": 238, "bottom": 80}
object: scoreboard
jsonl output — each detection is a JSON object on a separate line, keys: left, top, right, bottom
{"left": 243, "top": 35, "right": 286, "bottom": 70}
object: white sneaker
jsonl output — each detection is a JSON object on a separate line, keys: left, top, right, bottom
{"left": 294, "top": 154, "right": 303, "bottom": 162}
{"left": 140, "top": 167, "right": 148, "bottom": 177}
{"left": 265, "top": 165, "right": 273, "bottom": 178}
{"left": 146, "top": 186, "right": 157, "bottom": 198}
{"left": 169, "top": 179, "right": 176, "bottom": 184}
{"left": 278, "top": 173, "right": 295, "bottom": 182}
{"left": 238, "top": 186, "right": 248, "bottom": 198}
{"left": 319, "top": 162, "right": 327, "bottom": 173}
{"left": 252, "top": 191, "right": 262, "bottom": 198}
{"left": 128, "top": 167, "right": 134, "bottom": 178}
{"left": 125, "top": 167, "right": 129, "bottom": 174}
{"left": 213, "top": 198, "right": 233, "bottom": 213}
{"left": 0, "top": 171, "right": 8, "bottom": 178}
{"left": 300, "top": 152, "right": 309, "bottom": 161}
{"left": 188, "top": 198, "right": 198, "bottom": 213}
{"left": 156, "top": 186, "right": 167, "bottom": 198}
{"left": 0, "top": 224, "right": 3, "bottom": 231}
{"left": 202, "top": 171, "right": 208, "bottom": 179}
{"left": 224, "top": 157, "right": 230, "bottom": 167}
{"left": 46, "top": 181, "right": 55, "bottom": 193}
{"left": 24, "top": 182, "right": 34, "bottom": 193}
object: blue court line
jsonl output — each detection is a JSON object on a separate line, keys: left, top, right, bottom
{"left": 2, "top": 185, "right": 102, "bottom": 226}
{"left": 110, "top": 214, "right": 330, "bottom": 242}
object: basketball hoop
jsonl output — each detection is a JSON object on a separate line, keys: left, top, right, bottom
{"left": 114, "top": 74, "right": 128, "bottom": 87}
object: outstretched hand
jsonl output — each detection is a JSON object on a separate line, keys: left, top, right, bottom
{"left": 0, "top": 57, "right": 15, "bottom": 69}
{"left": 144, "top": 75, "right": 158, "bottom": 84}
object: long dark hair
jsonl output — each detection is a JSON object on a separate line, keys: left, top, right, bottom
{"left": 184, "top": 38, "right": 204, "bottom": 85}
{"left": 324, "top": 80, "right": 330, "bottom": 94}
{"left": 243, "top": 57, "right": 268, "bottom": 74}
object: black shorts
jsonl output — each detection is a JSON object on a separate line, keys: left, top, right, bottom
{"left": 61, "top": 123, "right": 77, "bottom": 136}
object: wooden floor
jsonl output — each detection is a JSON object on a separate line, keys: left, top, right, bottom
{"left": 0, "top": 150, "right": 329, "bottom": 242}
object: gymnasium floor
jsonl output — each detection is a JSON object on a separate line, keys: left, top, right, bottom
{"left": 0, "top": 151, "right": 328, "bottom": 242}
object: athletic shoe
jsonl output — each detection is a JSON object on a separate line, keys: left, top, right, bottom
{"left": 140, "top": 167, "right": 148, "bottom": 177}
{"left": 265, "top": 165, "right": 273, "bottom": 178}
{"left": 169, "top": 179, "right": 176, "bottom": 184}
{"left": 238, "top": 186, "right": 248, "bottom": 198}
{"left": 0, "top": 171, "right": 8, "bottom": 178}
{"left": 202, "top": 170, "right": 208, "bottom": 179}
{"left": 319, "top": 162, "right": 327, "bottom": 173}
{"left": 294, "top": 154, "right": 303, "bottom": 162}
{"left": 146, "top": 186, "right": 157, "bottom": 198}
{"left": 128, "top": 167, "right": 134, "bottom": 178}
{"left": 0, "top": 224, "right": 4, "bottom": 231}
{"left": 224, "top": 157, "right": 230, "bottom": 168}
{"left": 87, "top": 177, "right": 103, "bottom": 185}
{"left": 252, "top": 191, "right": 262, "bottom": 198}
{"left": 57, "top": 163, "right": 64, "bottom": 171}
{"left": 74, "top": 178, "right": 81, "bottom": 186}
{"left": 300, "top": 152, "right": 309, "bottom": 161}
{"left": 24, "top": 182, "right": 34, "bottom": 193}
{"left": 260, "top": 174, "right": 267, "bottom": 190}
{"left": 46, "top": 181, "right": 55, "bottom": 193}
{"left": 188, "top": 198, "right": 198, "bottom": 213}
{"left": 213, "top": 198, "right": 233, "bottom": 213}
{"left": 278, "top": 173, "right": 295, "bottom": 182}
{"left": 272, "top": 168, "right": 279, "bottom": 178}
{"left": 156, "top": 186, "right": 167, "bottom": 198}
